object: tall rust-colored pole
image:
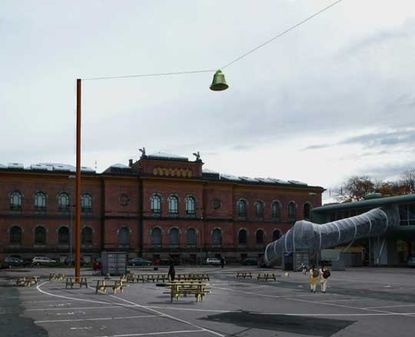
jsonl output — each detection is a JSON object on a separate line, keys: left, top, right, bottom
{"left": 75, "top": 79, "right": 82, "bottom": 281}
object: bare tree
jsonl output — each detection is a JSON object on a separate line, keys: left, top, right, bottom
{"left": 374, "top": 180, "right": 402, "bottom": 196}
{"left": 400, "top": 169, "right": 415, "bottom": 194}
{"left": 338, "top": 176, "right": 375, "bottom": 202}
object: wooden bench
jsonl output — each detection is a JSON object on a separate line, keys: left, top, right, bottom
{"left": 257, "top": 273, "right": 277, "bottom": 281}
{"left": 165, "top": 281, "right": 210, "bottom": 302}
{"left": 95, "top": 279, "right": 124, "bottom": 294}
{"left": 236, "top": 272, "right": 253, "bottom": 279}
{"left": 65, "top": 277, "right": 88, "bottom": 289}
{"left": 16, "top": 276, "right": 39, "bottom": 287}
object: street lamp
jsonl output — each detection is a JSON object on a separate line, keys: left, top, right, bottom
{"left": 74, "top": 70, "right": 228, "bottom": 281}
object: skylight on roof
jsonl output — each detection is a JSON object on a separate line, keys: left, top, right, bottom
{"left": 148, "top": 152, "right": 188, "bottom": 160}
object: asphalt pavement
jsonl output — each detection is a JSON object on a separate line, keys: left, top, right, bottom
{"left": 1, "top": 265, "right": 415, "bottom": 337}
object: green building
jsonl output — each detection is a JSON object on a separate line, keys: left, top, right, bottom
{"left": 311, "top": 194, "right": 415, "bottom": 266}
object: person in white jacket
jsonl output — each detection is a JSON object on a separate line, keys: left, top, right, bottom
{"left": 319, "top": 264, "right": 330, "bottom": 293}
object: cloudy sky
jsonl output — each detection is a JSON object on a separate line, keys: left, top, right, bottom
{"left": 1, "top": 0, "right": 415, "bottom": 202}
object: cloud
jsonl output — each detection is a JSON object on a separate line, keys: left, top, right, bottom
{"left": 356, "top": 161, "right": 415, "bottom": 181}
{"left": 2, "top": 0, "right": 415, "bottom": 191}
{"left": 302, "top": 144, "right": 330, "bottom": 151}
{"left": 339, "top": 129, "right": 415, "bottom": 148}
{"left": 302, "top": 128, "right": 415, "bottom": 153}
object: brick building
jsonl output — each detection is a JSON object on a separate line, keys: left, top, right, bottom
{"left": 0, "top": 152, "right": 324, "bottom": 264}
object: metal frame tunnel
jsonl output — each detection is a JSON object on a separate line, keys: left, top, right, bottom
{"left": 264, "top": 207, "right": 400, "bottom": 267}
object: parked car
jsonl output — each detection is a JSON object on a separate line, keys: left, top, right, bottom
{"left": 408, "top": 256, "right": 415, "bottom": 267}
{"left": 129, "top": 257, "right": 152, "bottom": 266}
{"left": 2, "top": 256, "right": 24, "bottom": 268}
{"left": 241, "top": 257, "right": 258, "bottom": 266}
{"left": 64, "top": 256, "right": 85, "bottom": 266}
{"left": 32, "top": 256, "right": 57, "bottom": 265}
{"left": 206, "top": 257, "right": 221, "bottom": 265}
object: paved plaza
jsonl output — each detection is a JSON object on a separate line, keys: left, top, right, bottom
{"left": 1, "top": 266, "right": 415, "bottom": 337}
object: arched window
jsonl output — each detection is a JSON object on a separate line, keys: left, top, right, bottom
{"left": 168, "top": 195, "right": 178, "bottom": 214}
{"left": 288, "top": 201, "right": 297, "bottom": 220}
{"left": 81, "top": 227, "right": 93, "bottom": 244}
{"left": 151, "top": 227, "right": 162, "bottom": 246}
{"left": 58, "top": 226, "right": 69, "bottom": 244}
{"left": 212, "top": 228, "right": 222, "bottom": 246}
{"left": 185, "top": 196, "right": 196, "bottom": 215}
{"left": 151, "top": 194, "right": 161, "bottom": 214}
{"left": 10, "top": 226, "right": 22, "bottom": 244}
{"left": 304, "top": 203, "right": 312, "bottom": 220}
{"left": 10, "top": 191, "right": 22, "bottom": 210}
{"left": 238, "top": 229, "right": 247, "bottom": 245}
{"left": 34, "top": 192, "right": 47, "bottom": 209}
{"left": 81, "top": 193, "right": 92, "bottom": 212}
{"left": 58, "top": 192, "right": 70, "bottom": 211}
{"left": 255, "top": 200, "right": 264, "bottom": 217}
{"left": 119, "top": 193, "right": 129, "bottom": 206}
{"left": 256, "top": 230, "right": 264, "bottom": 244}
{"left": 272, "top": 201, "right": 281, "bottom": 219}
{"left": 34, "top": 226, "right": 46, "bottom": 245}
{"left": 118, "top": 227, "right": 130, "bottom": 246}
{"left": 272, "top": 229, "right": 281, "bottom": 241}
{"left": 237, "top": 199, "right": 247, "bottom": 217}
{"left": 169, "top": 228, "right": 179, "bottom": 246}
{"left": 186, "top": 228, "right": 197, "bottom": 246}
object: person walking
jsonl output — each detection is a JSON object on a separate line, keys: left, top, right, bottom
{"left": 319, "top": 264, "right": 330, "bottom": 293}
{"left": 309, "top": 265, "right": 318, "bottom": 293}
{"left": 220, "top": 256, "right": 225, "bottom": 268}
{"left": 168, "top": 260, "right": 176, "bottom": 281}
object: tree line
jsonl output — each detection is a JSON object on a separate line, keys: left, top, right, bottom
{"left": 337, "top": 169, "right": 415, "bottom": 202}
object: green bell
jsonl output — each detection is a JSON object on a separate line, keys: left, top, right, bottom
{"left": 210, "top": 70, "right": 229, "bottom": 91}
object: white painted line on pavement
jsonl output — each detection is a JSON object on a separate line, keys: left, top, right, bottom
{"left": 27, "top": 305, "right": 134, "bottom": 312}
{"left": 70, "top": 326, "right": 92, "bottom": 330}
{"left": 213, "top": 285, "right": 415, "bottom": 318}
{"left": 35, "top": 314, "right": 157, "bottom": 324}
{"left": 36, "top": 282, "right": 132, "bottom": 308}
{"left": 93, "top": 329, "right": 204, "bottom": 337}
{"left": 362, "top": 303, "right": 415, "bottom": 310}
{"left": 147, "top": 306, "right": 231, "bottom": 313}
{"left": 36, "top": 282, "right": 225, "bottom": 337}
{"left": 110, "top": 295, "right": 225, "bottom": 337}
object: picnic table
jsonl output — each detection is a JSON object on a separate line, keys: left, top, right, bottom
{"left": 16, "top": 276, "right": 39, "bottom": 287}
{"left": 236, "top": 271, "right": 253, "bottom": 279}
{"left": 95, "top": 279, "right": 124, "bottom": 294}
{"left": 65, "top": 277, "right": 88, "bottom": 289}
{"left": 256, "top": 272, "right": 277, "bottom": 281}
{"left": 165, "top": 281, "right": 210, "bottom": 302}
{"left": 49, "top": 273, "right": 66, "bottom": 281}
{"left": 135, "top": 273, "right": 169, "bottom": 283}
{"left": 176, "top": 273, "right": 210, "bottom": 281}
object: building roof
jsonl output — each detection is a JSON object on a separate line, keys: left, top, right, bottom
{"left": 0, "top": 162, "right": 95, "bottom": 173}
{"left": 0, "top": 157, "right": 323, "bottom": 190}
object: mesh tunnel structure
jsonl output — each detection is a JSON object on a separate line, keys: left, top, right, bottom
{"left": 264, "top": 207, "right": 400, "bottom": 267}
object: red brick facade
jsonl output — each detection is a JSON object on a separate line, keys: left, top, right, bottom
{"left": 0, "top": 154, "right": 323, "bottom": 263}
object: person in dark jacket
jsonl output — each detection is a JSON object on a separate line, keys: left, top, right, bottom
{"left": 319, "top": 264, "right": 330, "bottom": 293}
{"left": 168, "top": 261, "right": 176, "bottom": 281}
{"left": 220, "top": 256, "right": 225, "bottom": 268}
